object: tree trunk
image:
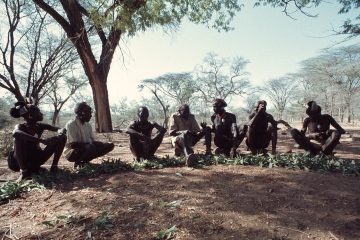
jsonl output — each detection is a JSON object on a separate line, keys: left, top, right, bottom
{"left": 347, "top": 107, "right": 351, "bottom": 123}
{"left": 52, "top": 109, "right": 60, "bottom": 126}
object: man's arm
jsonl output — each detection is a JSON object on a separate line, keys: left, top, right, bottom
{"left": 269, "top": 115, "right": 278, "bottom": 154}
{"left": 151, "top": 121, "right": 166, "bottom": 133}
{"left": 12, "top": 124, "right": 55, "bottom": 145}
{"left": 125, "top": 121, "right": 143, "bottom": 137}
{"left": 300, "top": 118, "right": 310, "bottom": 135}
{"left": 329, "top": 116, "right": 346, "bottom": 134}
{"left": 168, "top": 114, "right": 179, "bottom": 136}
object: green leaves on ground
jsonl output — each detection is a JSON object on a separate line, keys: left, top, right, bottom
{"left": 0, "top": 180, "right": 44, "bottom": 202}
{"left": 156, "top": 225, "right": 178, "bottom": 239}
{"left": 41, "top": 210, "right": 85, "bottom": 228}
{"left": 2, "top": 153, "right": 360, "bottom": 203}
{"left": 94, "top": 212, "right": 114, "bottom": 230}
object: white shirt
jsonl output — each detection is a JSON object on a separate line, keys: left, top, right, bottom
{"left": 63, "top": 117, "right": 95, "bottom": 154}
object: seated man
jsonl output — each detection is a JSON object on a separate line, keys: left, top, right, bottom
{"left": 211, "top": 99, "right": 241, "bottom": 158}
{"left": 169, "top": 104, "right": 211, "bottom": 167}
{"left": 291, "top": 101, "right": 345, "bottom": 155}
{"left": 125, "top": 106, "right": 166, "bottom": 161}
{"left": 245, "top": 100, "right": 277, "bottom": 155}
{"left": 64, "top": 102, "right": 114, "bottom": 168}
{"left": 8, "top": 102, "right": 67, "bottom": 181}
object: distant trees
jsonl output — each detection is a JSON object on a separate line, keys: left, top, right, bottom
{"left": 194, "top": 52, "right": 251, "bottom": 106}
{"left": 261, "top": 77, "right": 298, "bottom": 120}
{"left": 139, "top": 72, "right": 199, "bottom": 128}
{"left": 296, "top": 45, "right": 360, "bottom": 123}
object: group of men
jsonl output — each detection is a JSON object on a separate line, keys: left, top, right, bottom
{"left": 9, "top": 99, "right": 345, "bottom": 181}
{"left": 125, "top": 99, "right": 345, "bottom": 167}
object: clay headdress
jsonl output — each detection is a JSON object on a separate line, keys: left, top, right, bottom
{"left": 306, "top": 101, "right": 321, "bottom": 116}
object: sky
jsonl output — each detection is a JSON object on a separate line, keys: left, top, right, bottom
{"left": 107, "top": 1, "right": 359, "bottom": 107}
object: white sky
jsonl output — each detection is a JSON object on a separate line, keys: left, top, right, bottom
{"left": 106, "top": 2, "right": 359, "bottom": 107}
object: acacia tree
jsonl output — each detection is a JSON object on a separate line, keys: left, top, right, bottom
{"left": 45, "top": 76, "right": 87, "bottom": 126}
{"left": 0, "top": 0, "right": 80, "bottom": 106}
{"left": 261, "top": 77, "right": 298, "bottom": 120}
{"left": 31, "top": 0, "right": 243, "bottom": 132}
{"left": 194, "top": 52, "right": 251, "bottom": 106}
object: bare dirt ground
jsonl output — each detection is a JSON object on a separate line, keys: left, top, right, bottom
{"left": 0, "top": 122, "right": 360, "bottom": 240}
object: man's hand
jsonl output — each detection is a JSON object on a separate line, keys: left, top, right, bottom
{"left": 41, "top": 137, "right": 58, "bottom": 145}
{"left": 258, "top": 104, "right": 265, "bottom": 112}
{"left": 176, "top": 130, "right": 189, "bottom": 135}
{"left": 142, "top": 134, "right": 152, "bottom": 145}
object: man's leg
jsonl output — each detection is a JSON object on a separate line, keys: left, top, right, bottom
{"left": 87, "top": 141, "right": 115, "bottom": 162}
{"left": 13, "top": 138, "right": 32, "bottom": 181}
{"left": 67, "top": 144, "right": 96, "bottom": 167}
{"left": 129, "top": 134, "right": 144, "bottom": 161}
{"left": 213, "top": 125, "right": 224, "bottom": 153}
{"left": 322, "top": 130, "right": 341, "bottom": 155}
{"left": 148, "top": 128, "right": 167, "bottom": 157}
{"left": 290, "top": 129, "right": 317, "bottom": 155}
{"left": 175, "top": 133, "right": 195, "bottom": 167}
{"left": 192, "top": 126, "right": 212, "bottom": 155}
{"left": 41, "top": 135, "right": 67, "bottom": 173}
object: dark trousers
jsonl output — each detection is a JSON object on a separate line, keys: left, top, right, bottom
{"left": 291, "top": 129, "right": 341, "bottom": 155}
{"left": 129, "top": 128, "right": 166, "bottom": 159}
{"left": 66, "top": 141, "right": 115, "bottom": 164}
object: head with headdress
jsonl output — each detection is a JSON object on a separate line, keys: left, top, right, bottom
{"left": 10, "top": 102, "right": 43, "bottom": 122}
{"left": 253, "top": 100, "right": 267, "bottom": 114}
{"left": 212, "top": 98, "right": 227, "bottom": 114}
{"left": 306, "top": 101, "right": 322, "bottom": 122}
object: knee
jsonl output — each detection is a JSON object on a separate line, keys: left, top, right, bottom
{"left": 332, "top": 130, "right": 341, "bottom": 140}
{"left": 85, "top": 143, "right": 97, "bottom": 153}
{"left": 108, "top": 142, "right": 115, "bottom": 151}
{"left": 290, "top": 128, "right": 300, "bottom": 137}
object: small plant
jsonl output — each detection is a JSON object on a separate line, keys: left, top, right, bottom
{"left": 156, "top": 225, "right": 177, "bottom": 239}
{"left": 161, "top": 200, "right": 181, "bottom": 209}
{"left": 0, "top": 180, "right": 44, "bottom": 202}
{"left": 42, "top": 210, "right": 86, "bottom": 228}
{"left": 0, "top": 128, "right": 13, "bottom": 157}
{"left": 94, "top": 212, "right": 114, "bottom": 230}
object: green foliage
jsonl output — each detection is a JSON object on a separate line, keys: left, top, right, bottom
{"left": 94, "top": 212, "right": 114, "bottom": 230}
{"left": 42, "top": 210, "right": 85, "bottom": 228}
{"left": 88, "top": 0, "right": 243, "bottom": 35}
{"left": 156, "top": 225, "right": 178, "bottom": 239}
{"left": 2, "top": 153, "right": 359, "bottom": 204}
{"left": 0, "top": 180, "right": 45, "bottom": 202}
